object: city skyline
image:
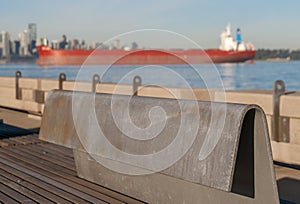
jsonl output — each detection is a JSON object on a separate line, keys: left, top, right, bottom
{"left": 1, "top": 0, "right": 300, "bottom": 49}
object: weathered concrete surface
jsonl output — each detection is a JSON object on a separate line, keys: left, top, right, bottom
{"left": 40, "top": 90, "right": 279, "bottom": 203}
{"left": 271, "top": 142, "right": 300, "bottom": 165}
{"left": 0, "top": 107, "right": 41, "bottom": 129}
{"left": 40, "top": 90, "right": 236, "bottom": 191}
{"left": 215, "top": 89, "right": 273, "bottom": 114}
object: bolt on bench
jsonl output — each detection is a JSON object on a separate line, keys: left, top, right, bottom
{"left": 39, "top": 90, "right": 279, "bottom": 203}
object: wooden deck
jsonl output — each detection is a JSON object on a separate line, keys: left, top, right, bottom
{"left": 0, "top": 134, "right": 145, "bottom": 204}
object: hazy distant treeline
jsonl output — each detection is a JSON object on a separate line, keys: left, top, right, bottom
{"left": 255, "top": 49, "right": 300, "bottom": 60}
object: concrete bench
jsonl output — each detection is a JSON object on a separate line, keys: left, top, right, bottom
{"left": 39, "top": 90, "right": 279, "bottom": 203}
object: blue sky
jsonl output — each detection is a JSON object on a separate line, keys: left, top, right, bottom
{"left": 0, "top": 0, "right": 299, "bottom": 49}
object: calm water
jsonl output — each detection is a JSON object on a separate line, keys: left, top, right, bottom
{"left": 0, "top": 61, "right": 300, "bottom": 90}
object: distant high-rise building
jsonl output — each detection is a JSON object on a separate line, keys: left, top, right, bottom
{"left": 28, "top": 23, "right": 37, "bottom": 42}
{"left": 0, "top": 31, "right": 11, "bottom": 58}
{"left": 13, "top": 40, "right": 20, "bottom": 56}
{"left": 19, "top": 30, "right": 30, "bottom": 56}
{"left": 28, "top": 23, "right": 37, "bottom": 54}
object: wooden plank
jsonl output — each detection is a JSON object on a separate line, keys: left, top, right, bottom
{"left": 0, "top": 87, "right": 16, "bottom": 99}
{"left": 214, "top": 90, "right": 273, "bottom": 115}
{"left": 8, "top": 137, "right": 29, "bottom": 145}
{"left": 22, "top": 134, "right": 38, "bottom": 140}
{"left": 16, "top": 136, "right": 34, "bottom": 144}
{"left": 0, "top": 98, "right": 42, "bottom": 113}
{"left": 0, "top": 175, "right": 52, "bottom": 203}
{"left": 23, "top": 135, "right": 43, "bottom": 144}
{"left": 13, "top": 146, "right": 76, "bottom": 171}
{"left": 21, "top": 89, "right": 34, "bottom": 102}
{"left": 37, "top": 142, "right": 74, "bottom": 157}
{"left": 63, "top": 81, "right": 90, "bottom": 92}
{"left": 0, "top": 77, "right": 15, "bottom": 88}
{"left": 38, "top": 140, "right": 73, "bottom": 154}
{"left": 0, "top": 182, "right": 35, "bottom": 203}
{"left": 21, "top": 144, "right": 75, "bottom": 165}
{"left": 0, "top": 162, "right": 89, "bottom": 203}
{"left": 12, "top": 135, "right": 39, "bottom": 144}
{"left": 20, "top": 134, "right": 39, "bottom": 141}
{"left": 271, "top": 141, "right": 300, "bottom": 165}
{"left": 281, "top": 93, "right": 300, "bottom": 118}
{"left": 0, "top": 168, "right": 72, "bottom": 204}
{"left": 0, "top": 139, "right": 17, "bottom": 146}
{"left": 23, "top": 141, "right": 74, "bottom": 157}
{"left": 0, "top": 191, "right": 19, "bottom": 204}
{"left": 19, "top": 78, "right": 40, "bottom": 90}
{"left": 8, "top": 139, "right": 25, "bottom": 146}
{"left": 0, "top": 141, "right": 10, "bottom": 147}
{"left": 2, "top": 146, "right": 76, "bottom": 176}
{"left": 0, "top": 151, "right": 110, "bottom": 204}
{"left": 41, "top": 79, "right": 59, "bottom": 91}
{"left": 66, "top": 177, "right": 147, "bottom": 204}
{"left": 3, "top": 137, "right": 28, "bottom": 146}
{"left": 0, "top": 108, "right": 41, "bottom": 130}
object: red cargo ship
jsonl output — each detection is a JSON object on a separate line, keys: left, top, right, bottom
{"left": 36, "top": 25, "right": 256, "bottom": 66}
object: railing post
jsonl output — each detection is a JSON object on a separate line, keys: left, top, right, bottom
{"left": 133, "top": 76, "right": 142, "bottom": 96}
{"left": 15, "top": 71, "right": 22, "bottom": 100}
{"left": 92, "top": 74, "right": 100, "bottom": 92}
{"left": 58, "top": 73, "right": 66, "bottom": 90}
{"left": 272, "top": 80, "right": 295, "bottom": 142}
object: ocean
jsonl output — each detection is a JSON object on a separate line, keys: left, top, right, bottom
{"left": 0, "top": 61, "right": 299, "bottom": 91}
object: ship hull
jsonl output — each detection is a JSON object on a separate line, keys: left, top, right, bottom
{"left": 36, "top": 46, "right": 255, "bottom": 66}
